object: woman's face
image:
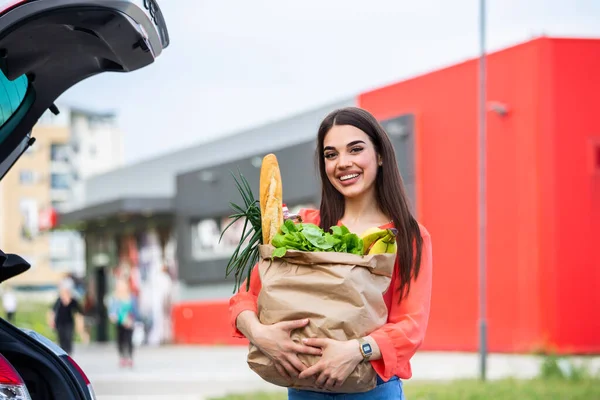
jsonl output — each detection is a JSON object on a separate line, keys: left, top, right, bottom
{"left": 323, "top": 124, "right": 380, "bottom": 200}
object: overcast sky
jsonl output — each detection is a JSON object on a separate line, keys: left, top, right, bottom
{"left": 58, "top": 0, "right": 600, "bottom": 165}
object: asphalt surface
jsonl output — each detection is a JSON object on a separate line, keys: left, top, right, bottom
{"left": 72, "top": 344, "right": 284, "bottom": 399}
{"left": 70, "top": 343, "right": 600, "bottom": 400}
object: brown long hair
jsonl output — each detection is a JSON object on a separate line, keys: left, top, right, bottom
{"left": 316, "top": 107, "right": 423, "bottom": 300}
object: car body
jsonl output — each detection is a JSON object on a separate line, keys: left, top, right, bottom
{"left": 0, "top": 0, "right": 169, "bottom": 398}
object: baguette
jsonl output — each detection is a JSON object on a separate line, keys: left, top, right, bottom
{"left": 259, "top": 154, "right": 283, "bottom": 244}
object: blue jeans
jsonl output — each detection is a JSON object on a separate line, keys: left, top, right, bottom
{"left": 287, "top": 376, "right": 405, "bottom": 399}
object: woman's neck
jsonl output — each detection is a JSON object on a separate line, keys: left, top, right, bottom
{"left": 341, "top": 191, "right": 387, "bottom": 226}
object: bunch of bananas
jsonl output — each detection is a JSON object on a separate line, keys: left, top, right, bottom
{"left": 361, "top": 227, "right": 398, "bottom": 255}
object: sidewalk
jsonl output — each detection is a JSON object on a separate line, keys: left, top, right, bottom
{"left": 72, "top": 344, "right": 600, "bottom": 399}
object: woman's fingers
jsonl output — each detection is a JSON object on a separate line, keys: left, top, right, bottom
{"left": 279, "top": 359, "right": 300, "bottom": 378}
{"left": 292, "top": 342, "right": 322, "bottom": 356}
{"left": 327, "top": 379, "right": 339, "bottom": 390}
{"left": 274, "top": 362, "right": 290, "bottom": 380}
{"left": 277, "top": 318, "right": 310, "bottom": 332}
{"left": 285, "top": 354, "right": 309, "bottom": 374}
{"left": 315, "top": 370, "right": 329, "bottom": 387}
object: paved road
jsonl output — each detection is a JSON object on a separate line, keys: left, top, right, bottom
{"left": 72, "top": 344, "right": 283, "bottom": 400}
{"left": 70, "top": 344, "right": 600, "bottom": 400}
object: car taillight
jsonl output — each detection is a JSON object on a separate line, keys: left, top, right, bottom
{"left": 66, "top": 356, "right": 96, "bottom": 399}
{"left": 0, "top": 0, "right": 27, "bottom": 14}
{"left": 0, "top": 354, "right": 32, "bottom": 400}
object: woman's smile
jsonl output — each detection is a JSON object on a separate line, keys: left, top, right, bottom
{"left": 338, "top": 172, "right": 362, "bottom": 186}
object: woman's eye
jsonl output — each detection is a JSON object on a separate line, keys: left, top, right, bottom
{"left": 350, "top": 147, "right": 363, "bottom": 153}
{"left": 324, "top": 153, "right": 336, "bottom": 159}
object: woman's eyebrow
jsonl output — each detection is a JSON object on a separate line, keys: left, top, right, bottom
{"left": 323, "top": 140, "right": 366, "bottom": 152}
{"left": 347, "top": 140, "right": 365, "bottom": 147}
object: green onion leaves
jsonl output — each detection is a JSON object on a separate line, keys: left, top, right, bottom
{"left": 220, "top": 169, "right": 262, "bottom": 293}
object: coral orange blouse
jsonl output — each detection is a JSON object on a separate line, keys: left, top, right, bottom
{"left": 229, "top": 209, "right": 433, "bottom": 381}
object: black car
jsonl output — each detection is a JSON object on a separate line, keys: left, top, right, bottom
{"left": 0, "top": 0, "right": 169, "bottom": 398}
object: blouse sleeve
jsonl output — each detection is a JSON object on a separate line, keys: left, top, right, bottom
{"left": 228, "top": 265, "right": 263, "bottom": 338}
{"left": 369, "top": 226, "right": 433, "bottom": 380}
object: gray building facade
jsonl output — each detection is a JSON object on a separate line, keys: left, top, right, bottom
{"left": 83, "top": 99, "right": 356, "bottom": 206}
{"left": 174, "top": 113, "right": 417, "bottom": 293}
{"left": 59, "top": 98, "right": 418, "bottom": 302}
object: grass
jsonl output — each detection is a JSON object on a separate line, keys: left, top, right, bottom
{"left": 10, "top": 301, "right": 55, "bottom": 339}
{"left": 208, "top": 377, "right": 600, "bottom": 400}
{"left": 6, "top": 300, "right": 113, "bottom": 344}
{"left": 405, "top": 378, "right": 600, "bottom": 399}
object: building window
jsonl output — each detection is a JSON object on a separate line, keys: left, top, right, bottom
{"left": 49, "top": 231, "right": 73, "bottom": 266}
{"left": 191, "top": 219, "right": 221, "bottom": 253}
{"left": 89, "top": 145, "right": 97, "bottom": 157}
{"left": 190, "top": 218, "right": 235, "bottom": 260}
{"left": 50, "top": 173, "right": 70, "bottom": 190}
{"left": 19, "top": 198, "right": 38, "bottom": 241}
{"left": 19, "top": 170, "right": 34, "bottom": 185}
{"left": 50, "top": 143, "right": 69, "bottom": 162}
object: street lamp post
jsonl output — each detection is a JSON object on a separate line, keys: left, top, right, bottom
{"left": 478, "top": 0, "right": 488, "bottom": 382}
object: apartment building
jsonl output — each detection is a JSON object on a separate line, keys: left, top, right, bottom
{"left": 0, "top": 105, "right": 123, "bottom": 287}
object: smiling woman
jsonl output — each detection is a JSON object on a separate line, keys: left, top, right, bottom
{"left": 230, "top": 107, "right": 432, "bottom": 399}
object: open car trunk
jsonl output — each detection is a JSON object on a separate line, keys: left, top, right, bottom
{"left": 0, "top": 0, "right": 169, "bottom": 179}
{"left": 0, "top": 1, "right": 169, "bottom": 399}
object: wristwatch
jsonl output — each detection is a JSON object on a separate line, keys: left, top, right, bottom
{"left": 357, "top": 337, "right": 373, "bottom": 361}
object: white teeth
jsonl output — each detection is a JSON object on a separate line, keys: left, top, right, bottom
{"left": 340, "top": 173, "right": 359, "bottom": 181}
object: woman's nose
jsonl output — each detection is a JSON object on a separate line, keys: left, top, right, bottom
{"left": 338, "top": 154, "right": 352, "bottom": 168}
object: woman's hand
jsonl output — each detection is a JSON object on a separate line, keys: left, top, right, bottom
{"left": 298, "top": 338, "right": 363, "bottom": 390}
{"left": 236, "top": 312, "right": 322, "bottom": 380}
{"left": 253, "top": 319, "right": 323, "bottom": 380}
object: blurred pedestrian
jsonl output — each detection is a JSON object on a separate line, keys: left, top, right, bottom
{"left": 109, "top": 278, "right": 138, "bottom": 368}
{"left": 2, "top": 285, "right": 17, "bottom": 323}
{"left": 47, "top": 278, "right": 89, "bottom": 355}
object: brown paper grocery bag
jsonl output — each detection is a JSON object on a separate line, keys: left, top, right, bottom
{"left": 247, "top": 245, "right": 395, "bottom": 393}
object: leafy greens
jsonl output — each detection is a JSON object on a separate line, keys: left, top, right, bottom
{"left": 270, "top": 219, "right": 364, "bottom": 258}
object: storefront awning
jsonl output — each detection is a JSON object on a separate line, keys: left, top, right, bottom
{"left": 57, "top": 197, "right": 173, "bottom": 231}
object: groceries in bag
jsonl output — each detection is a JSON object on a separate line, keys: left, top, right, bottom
{"left": 222, "top": 154, "right": 397, "bottom": 393}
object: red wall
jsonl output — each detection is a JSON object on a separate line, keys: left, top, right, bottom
{"left": 358, "top": 37, "right": 600, "bottom": 354}
{"left": 171, "top": 37, "right": 599, "bottom": 354}
{"left": 543, "top": 39, "right": 600, "bottom": 353}
{"left": 360, "top": 54, "right": 481, "bottom": 351}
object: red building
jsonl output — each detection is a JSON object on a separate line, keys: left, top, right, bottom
{"left": 172, "top": 37, "right": 600, "bottom": 354}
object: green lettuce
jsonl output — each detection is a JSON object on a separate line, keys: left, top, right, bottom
{"left": 270, "top": 219, "right": 364, "bottom": 258}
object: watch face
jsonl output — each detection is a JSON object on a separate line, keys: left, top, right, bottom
{"left": 362, "top": 343, "right": 372, "bottom": 354}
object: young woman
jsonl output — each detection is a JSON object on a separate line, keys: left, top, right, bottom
{"left": 230, "top": 107, "right": 433, "bottom": 398}
{"left": 109, "top": 278, "right": 139, "bottom": 368}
